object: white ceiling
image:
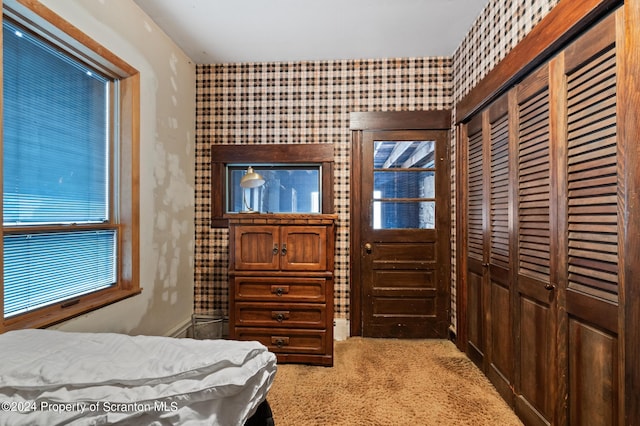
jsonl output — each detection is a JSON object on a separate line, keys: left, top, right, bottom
{"left": 133, "top": 0, "right": 488, "bottom": 64}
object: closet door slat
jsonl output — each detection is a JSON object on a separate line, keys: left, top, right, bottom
{"left": 467, "top": 129, "right": 485, "bottom": 261}
{"left": 566, "top": 43, "right": 618, "bottom": 303}
{"left": 490, "top": 113, "right": 510, "bottom": 269}
{"left": 518, "top": 88, "right": 551, "bottom": 282}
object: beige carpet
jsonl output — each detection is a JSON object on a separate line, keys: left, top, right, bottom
{"left": 267, "top": 337, "right": 523, "bottom": 426}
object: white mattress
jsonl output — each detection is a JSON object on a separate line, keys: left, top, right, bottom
{"left": 0, "top": 329, "right": 277, "bottom": 425}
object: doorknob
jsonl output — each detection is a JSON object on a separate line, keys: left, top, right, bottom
{"left": 364, "top": 243, "right": 372, "bottom": 254}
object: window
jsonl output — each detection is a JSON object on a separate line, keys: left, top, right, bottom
{"left": 227, "top": 164, "right": 321, "bottom": 214}
{"left": 210, "top": 143, "right": 334, "bottom": 227}
{"left": 1, "top": 1, "right": 140, "bottom": 330}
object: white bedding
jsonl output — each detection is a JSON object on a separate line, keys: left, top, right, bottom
{"left": 0, "top": 329, "right": 277, "bottom": 425}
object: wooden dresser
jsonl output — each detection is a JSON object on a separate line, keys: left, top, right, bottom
{"left": 226, "top": 214, "right": 336, "bottom": 366}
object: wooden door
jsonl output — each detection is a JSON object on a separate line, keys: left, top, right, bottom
{"left": 486, "top": 95, "right": 514, "bottom": 402}
{"left": 561, "top": 13, "right": 620, "bottom": 425}
{"left": 513, "top": 64, "right": 557, "bottom": 426}
{"left": 464, "top": 114, "right": 487, "bottom": 365}
{"left": 463, "top": 96, "right": 515, "bottom": 400}
{"left": 358, "top": 129, "right": 450, "bottom": 338}
{"left": 455, "top": 3, "right": 639, "bottom": 423}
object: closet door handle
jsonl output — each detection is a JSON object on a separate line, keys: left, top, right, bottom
{"left": 544, "top": 283, "right": 555, "bottom": 291}
{"left": 272, "top": 244, "right": 279, "bottom": 255}
{"left": 281, "top": 243, "right": 287, "bottom": 256}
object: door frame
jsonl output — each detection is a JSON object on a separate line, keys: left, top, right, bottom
{"left": 348, "top": 110, "right": 452, "bottom": 337}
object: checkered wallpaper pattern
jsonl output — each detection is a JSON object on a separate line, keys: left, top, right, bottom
{"left": 195, "top": 58, "right": 452, "bottom": 319}
{"left": 194, "top": 0, "right": 560, "bottom": 329}
{"left": 453, "top": 0, "right": 560, "bottom": 101}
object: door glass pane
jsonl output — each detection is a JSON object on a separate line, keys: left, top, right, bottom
{"left": 373, "top": 141, "right": 435, "bottom": 168}
{"left": 373, "top": 201, "right": 435, "bottom": 229}
{"left": 372, "top": 140, "right": 436, "bottom": 229}
{"left": 374, "top": 171, "right": 435, "bottom": 199}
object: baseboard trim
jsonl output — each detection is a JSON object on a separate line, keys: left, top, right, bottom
{"left": 166, "top": 317, "right": 192, "bottom": 338}
{"left": 334, "top": 318, "right": 350, "bottom": 341}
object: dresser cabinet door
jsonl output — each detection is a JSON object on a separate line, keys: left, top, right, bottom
{"left": 280, "top": 225, "right": 328, "bottom": 271}
{"left": 232, "top": 225, "right": 280, "bottom": 270}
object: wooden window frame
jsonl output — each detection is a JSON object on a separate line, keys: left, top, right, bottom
{"left": 210, "top": 144, "right": 335, "bottom": 228}
{"left": 1, "top": 0, "right": 141, "bottom": 332}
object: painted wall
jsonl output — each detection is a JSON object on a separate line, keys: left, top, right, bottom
{"left": 39, "top": 0, "right": 196, "bottom": 336}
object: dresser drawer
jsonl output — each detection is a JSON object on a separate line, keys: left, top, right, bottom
{"left": 235, "top": 302, "right": 326, "bottom": 328}
{"left": 234, "top": 327, "right": 327, "bottom": 355}
{"left": 233, "top": 276, "right": 326, "bottom": 302}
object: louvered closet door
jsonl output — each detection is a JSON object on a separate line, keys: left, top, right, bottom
{"left": 465, "top": 115, "right": 487, "bottom": 366}
{"left": 561, "top": 12, "right": 620, "bottom": 425}
{"left": 485, "top": 95, "right": 514, "bottom": 403}
{"left": 514, "top": 65, "right": 556, "bottom": 426}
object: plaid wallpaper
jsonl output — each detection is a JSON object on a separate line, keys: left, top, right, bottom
{"left": 195, "top": 58, "right": 452, "bottom": 319}
{"left": 194, "top": 0, "right": 560, "bottom": 330}
{"left": 453, "top": 0, "right": 560, "bottom": 101}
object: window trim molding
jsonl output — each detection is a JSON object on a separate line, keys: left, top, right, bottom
{"left": 210, "top": 144, "right": 335, "bottom": 228}
{"left": 1, "top": 0, "right": 140, "bottom": 332}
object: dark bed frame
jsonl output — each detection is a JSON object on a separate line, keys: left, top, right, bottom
{"left": 244, "top": 400, "right": 274, "bottom": 426}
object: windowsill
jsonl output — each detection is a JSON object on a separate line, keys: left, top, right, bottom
{"left": 1, "top": 288, "right": 142, "bottom": 332}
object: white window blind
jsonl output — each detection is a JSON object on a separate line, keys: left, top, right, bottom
{"left": 4, "top": 231, "right": 116, "bottom": 317}
{"left": 2, "top": 19, "right": 117, "bottom": 318}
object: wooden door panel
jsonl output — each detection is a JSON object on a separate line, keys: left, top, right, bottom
{"left": 233, "top": 225, "right": 280, "bottom": 270}
{"left": 372, "top": 296, "right": 435, "bottom": 316}
{"left": 516, "top": 295, "right": 552, "bottom": 425}
{"left": 488, "top": 280, "right": 513, "bottom": 402}
{"left": 370, "top": 241, "right": 435, "bottom": 262}
{"left": 568, "top": 319, "right": 618, "bottom": 426}
{"left": 371, "top": 270, "right": 435, "bottom": 290}
{"left": 466, "top": 266, "right": 484, "bottom": 365}
{"left": 281, "top": 226, "right": 327, "bottom": 271}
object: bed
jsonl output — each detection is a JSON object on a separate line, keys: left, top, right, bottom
{"left": 0, "top": 329, "right": 277, "bottom": 425}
